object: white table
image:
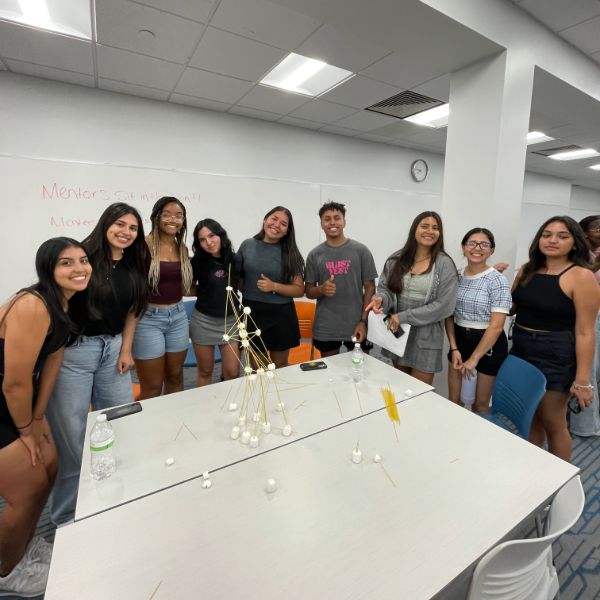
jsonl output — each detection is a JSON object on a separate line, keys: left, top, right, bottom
{"left": 75, "top": 354, "right": 433, "bottom": 520}
{"left": 49, "top": 390, "right": 578, "bottom": 600}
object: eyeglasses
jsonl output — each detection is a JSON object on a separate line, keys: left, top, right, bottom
{"left": 464, "top": 241, "right": 492, "bottom": 249}
{"left": 161, "top": 214, "right": 184, "bottom": 223}
{"left": 589, "top": 228, "right": 600, "bottom": 233}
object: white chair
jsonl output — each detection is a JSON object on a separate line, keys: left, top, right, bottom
{"left": 467, "top": 475, "right": 585, "bottom": 600}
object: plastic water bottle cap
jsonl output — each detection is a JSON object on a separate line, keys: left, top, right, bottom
{"left": 96, "top": 414, "right": 107, "bottom": 423}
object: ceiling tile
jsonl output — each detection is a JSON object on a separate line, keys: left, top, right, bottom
{"left": 591, "top": 50, "right": 600, "bottom": 63}
{"left": 5, "top": 60, "right": 94, "bottom": 86}
{"left": 237, "top": 85, "right": 310, "bottom": 114}
{"left": 295, "top": 24, "right": 390, "bottom": 72}
{"left": 96, "top": 0, "right": 202, "bottom": 64}
{"left": 228, "top": 106, "right": 282, "bottom": 121}
{"left": 560, "top": 132, "right": 600, "bottom": 145}
{"left": 0, "top": 21, "right": 93, "bottom": 74}
{"left": 361, "top": 52, "right": 445, "bottom": 90}
{"left": 404, "top": 128, "right": 447, "bottom": 144}
{"left": 189, "top": 27, "right": 286, "bottom": 82}
{"left": 288, "top": 99, "right": 356, "bottom": 123}
{"left": 355, "top": 132, "right": 393, "bottom": 143}
{"left": 0, "top": 61, "right": 7, "bottom": 71}
{"left": 277, "top": 116, "right": 324, "bottom": 130}
{"left": 411, "top": 73, "right": 450, "bottom": 103}
{"left": 175, "top": 67, "right": 254, "bottom": 102}
{"left": 544, "top": 124, "right": 588, "bottom": 138}
{"left": 320, "top": 125, "right": 360, "bottom": 137}
{"left": 332, "top": 110, "right": 397, "bottom": 132}
{"left": 98, "top": 78, "right": 170, "bottom": 100}
{"left": 388, "top": 140, "right": 425, "bottom": 149}
{"left": 560, "top": 15, "right": 600, "bottom": 55}
{"left": 517, "top": 0, "right": 600, "bottom": 32}
{"left": 420, "top": 145, "right": 445, "bottom": 154}
{"left": 96, "top": 44, "right": 182, "bottom": 90}
{"left": 529, "top": 114, "right": 569, "bottom": 131}
{"left": 132, "top": 0, "right": 213, "bottom": 22}
{"left": 369, "top": 119, "right": 426, "bottom": 139}
{"left": 319, "top": 75, "right": 402, "bottom": 109}
{"left": 169, "top": 94, "right": 231, "bottom": 111}
{"left": 211, "top": 0, "right": 321, "bottom": 51}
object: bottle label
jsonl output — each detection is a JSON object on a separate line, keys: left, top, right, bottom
{"left": 352, "top": 359, "right": 361, "bottom": 365}
{"left": 91, "top": 436, "right": 114, "bottom": 452}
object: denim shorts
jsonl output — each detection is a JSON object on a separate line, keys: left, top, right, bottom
{"left": 132, "top": 301, "right": 189, "bottom": 360}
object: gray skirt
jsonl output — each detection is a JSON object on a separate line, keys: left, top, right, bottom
{"left": 190, "top": 308, "right": 237, "bottom": 346}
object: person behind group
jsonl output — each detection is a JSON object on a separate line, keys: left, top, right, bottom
{"left": 305, "top": 202, "right": 378, "bottom": 357}
{"left": 132, "top": 197, "right": 193, "bottom": 399}
{"left": 0, "top": 238, "right": 90, "bottom": 597}
{"left": 190, "top": 219, "right": 242, "bottom": 386}
{"left": 445, "top": 228, "right": 512, "bottom": 413}
{"left": 569, "top": 215, "right": 600, "bottom": 437}
{"left": 46, "top": 203, "right": 148, "bottom": 526}
{"left": 366, "top": 211, "right": 458, "bottom": 385}
{"left": 511, "top": 216, "right": 600, "bottom": 461}
{"left": 238, "top": 206, "right": 305, "bottom": 369}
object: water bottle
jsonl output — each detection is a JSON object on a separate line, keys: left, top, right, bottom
{"left": 351, "top": 343, "right": 364, "bottom": 383}
{"left": 90, "top": 414, "right": 115, "bottom": 480}
{"left": 460, "top": 369, "right": 477, "bottom": 406}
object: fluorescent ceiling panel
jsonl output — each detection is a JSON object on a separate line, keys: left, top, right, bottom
{"left": 549, "top": 148, "right": 600, "bottom": 161}
{"left": 526, "top": 131, "right": 555, "bottom": 145}
{"left": 589, "top": 164, "right": 600, "bottom": 171}
{"left": 0, "top": 0, "right": 91, "bottom": 38}
{"left": 404, "top": 103, "right": 449, "bottom": 128}
{"left": 260, "top": 53, "right": 354, "bottom": 97}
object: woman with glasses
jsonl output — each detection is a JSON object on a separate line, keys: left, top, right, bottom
{"left": 445, "top": 228, "right": 512, "bottom": 413}
{"left": 132, "top": 197, "right": 193, "bottom": 399}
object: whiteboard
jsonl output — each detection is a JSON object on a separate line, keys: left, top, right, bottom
{"left": 0, "top": 156, "right": 441, "bottom": 302}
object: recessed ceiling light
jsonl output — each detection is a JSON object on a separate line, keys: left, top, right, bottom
{"left": 404, "top": 103, "right": 449, "bottom": 128}
{"left": 527, "top": 131, "right": 555, "bottom": 145}
{"left": 549, "top": 148, "right": 600, "bottom": 161}
{"left": 590, "top": 164, "right": 600, "bottom": 171}
{"left": 260, "top": 53, "right": 354, "bottom": 97}
{"left": 0, "top": 0, "right": 91, "bottom": 38}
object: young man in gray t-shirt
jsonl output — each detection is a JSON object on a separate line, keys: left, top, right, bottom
{"left": 305, "top": 202, "right": 378, "bottom": 357}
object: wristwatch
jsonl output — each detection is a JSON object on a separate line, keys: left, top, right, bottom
{"left": 359, "top": 318, "right": 367, "bottom": 324}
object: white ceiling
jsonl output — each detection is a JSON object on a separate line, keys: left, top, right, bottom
{"left": 0, "top": 0, "right": 599, "bottom": 187}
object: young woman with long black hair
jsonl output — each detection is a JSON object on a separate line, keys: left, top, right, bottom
{"left": 132, "top": 197, "right": 193, "bottom": 399}
{"left": 190, "top": 219, "right": 242, "bottom": 386}
{"left": 511, "top": 216, "right": 600, "bottom": 460}
{"left": 0, "top": 238, "right": 90, "bottom": 597}
{"left": 46, "top": 203, "right": 148, "bottom": 526}
{"left": 238, "top": 207, "right": 305, "bottom": 369}
{"left": 367, "top": 211, "right": 458, "bottom": 385}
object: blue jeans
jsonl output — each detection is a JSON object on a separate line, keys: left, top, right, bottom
{"left": 46, "top": 334, "right": 133, "bottom": 525}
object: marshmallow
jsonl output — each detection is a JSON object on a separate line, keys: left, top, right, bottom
{"left": 244, "top": 307, "right": 251, "bottom": 314}
{"left": 240, "top": 330, "right": 248, "bottom": 339}
{"left": 266, "top": 371, "right": 274, "bottom": 378}
{"left": 352, "top": 337, "right": 357, "bottom": 342}
{"left": 222, "top": 334, "right": 230, "bottom": 341}
{"left": 405, "top": 390, "right": 414, "bottom": 397}
{"left": 241, "top": 431, "right": 251, "bottom": 444}
{"left": 283, "top": 424, "right": 292, "bottom": 437}
{"left": 253, "top": 411, "right": 261, "bottom": 422}
{"left": 267, "top": 363, "right": 276, "bottom": 371}
{"left": 242, "top": 340, "right": 250, "bottom": 348}
{"left": 257, "top": 368, "right": 265, "bottom": 375}
{"left": 238, "top": 322, "right": 245, "bottom": 330}
{"left": 238, "top": 416, "right": 246, "bottom": 426}
{"left": 202, "top": 480, "right": 212, "bottom": 489}
{"left": 352, "top": 450, "right": 362, "bottom": 464}
{"left": 249, "top": 374, "right": 257, "bottom": 381}
{"left": 249, "top": 436, "right": 259, "bottom": 448}
{"left": 229, "top": 403, "right": 237, "bottom": 411}
{"left": 244, "top": 366, "right": 252, "bottom": 374}
{"left": 373, "top": 454, "right": 381, "bottom": 463}
{"left": 255, "top": 329, "right": 262, "bottom": 336}
{"left": 165, "top": 458, "right": 174, "bottom": 466}
{"left": 262, "top": 422, "right": 271, "bottom": 434}
{"left": 231, "top": 426, "right": 240, "bottom": 440}
{"left": 277, "top": 402, "right": 284, "bottom": 411}
{"left": 226, "top": 286, "right": 233, "bottom": 291}
{"left": 203, "top": 471, "right": 210, "bottom": 480}
{"left": 267, "top": 479, "right": 277, "bottom": 493}
{"left": 329, "top": 379, "right": 333, "bottom": 382}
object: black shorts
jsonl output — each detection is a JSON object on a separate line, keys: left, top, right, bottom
{"left": 510, "top": 326, "right": 576, "bottom": 393}
{"left": 447, "top": 325, "right": 508, "bottom": 377}
{"left": 244, "top": 299, "right": 300, "bottom": 353}
{"left": 313, "top": 338, "right": 374, "bottom": 353}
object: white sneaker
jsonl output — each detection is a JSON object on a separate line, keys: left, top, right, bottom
{"left": 0, "top": 557, "right": 49, "bottom": 598}
{"left": 24, "top": 538, "right": 53, "bottom": 565}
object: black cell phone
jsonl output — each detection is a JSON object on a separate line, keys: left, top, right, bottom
{"left": 568, "top": 396, "right": 582, "bottom": 415}
{"left": 102, "top": 402, "right": 143, "bottom": 421}
{"left": 383, "top": 314, "right": 404, "bottom": 339}
{"left": 300, "top": 361, "right": 328, "bottom": 371}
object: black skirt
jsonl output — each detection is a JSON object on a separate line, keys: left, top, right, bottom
{"left": 244, "top": 299, "right": 300, "bottom": 352}
{"left": 447, "top": 325, "right": 508, "bottom": 377}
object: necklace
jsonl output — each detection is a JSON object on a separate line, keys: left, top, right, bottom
{"left": 161, "top": 242, "right": 176, "bottom": 252}
{"left": 113, "top": 256, "right": 123, "bottom": 269}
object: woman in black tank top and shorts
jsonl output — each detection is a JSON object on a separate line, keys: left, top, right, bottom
{"left": 511, "top": 216, "right": 600, "bottom": 461}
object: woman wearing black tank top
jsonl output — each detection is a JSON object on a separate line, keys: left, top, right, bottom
{"left": 511, "top": 216, "right": 600, "bottom": 461}
{"left": 0, "top": 238, "right": 90, "bottom": 597}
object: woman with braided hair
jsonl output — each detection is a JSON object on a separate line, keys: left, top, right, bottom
{"left": 132, "top": 197, "right": 193, "bottom": 399}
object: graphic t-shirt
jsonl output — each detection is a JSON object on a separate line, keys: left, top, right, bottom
{"left": 305, "top": 239, "right": 378, "bottom": 341}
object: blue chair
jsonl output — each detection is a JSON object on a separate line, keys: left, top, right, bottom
{"left": 182, "top": 299, "right": 222, "bottom": 368}
{"left": 478, "top": 355, "right": 546, "bottom": 439}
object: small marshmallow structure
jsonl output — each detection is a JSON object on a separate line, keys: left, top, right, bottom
{"left": 373, "top": 454, "right": 382, "bottom": 463}
{"left": 405, "top": 390, "right": 414, "bottom": 397}
{"left": 241, "top": 431, "right": 251, "bottom": 445}
{"left": 165, "top": 458, "right": 174, "bottom": 466}
{"left": 229, "top": 403, "right": 237, "bottom": 411}
{"left": 267, "top": 363, "right": 276, "bottom": 371}
{"left": 283, "top": 424, "right": 292, "bottom": 437}
{"left": 243, "top": 307, "right": 251, "bottom": 314}
{"left": 231, "top": 426, "right": 240, "bottom": 440}
{"left": 267, "top": 479, "right": 277, "bottom": 493}
{"left": 250, "top": 436, "right": 259, "bottom": 448}
{"left": 352, "top": 450, "right": 362, "bottom": 464}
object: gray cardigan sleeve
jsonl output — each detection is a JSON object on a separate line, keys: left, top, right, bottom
{"left": 397, "top": 255, "right": 458, "bottom": 326}
{"left": 374, "top": 260, "right": 397, "bottom": 315}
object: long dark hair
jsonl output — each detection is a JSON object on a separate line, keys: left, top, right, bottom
{"left": 385, "top": 211, "right": 447, "bottom": 294}
{"left": 191, "top": 219, "right": 237, "bottom": 285}
{"left": 254, "top": 206, "right": 305, "bottom": 283}
{"left": 579, "top": 215, "right": 600, "bottom": 234}
{"left": 1, "top": 238, "right": 85, "bottom": 348}
{"left": 518, "top": 216, "right": 591, "bottom": 287}
{"left": 81, "top": 203, "right": 149, "bottom": 317}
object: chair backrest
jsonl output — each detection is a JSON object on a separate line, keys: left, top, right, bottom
{"left": 491, "top": 355, "right": 546, "bottom": 439}
{"left": 183, "top": 299, "right": 195, "bottom": 320}
{"left": 295, "top": 301, "right": 316, "bottom": 339}
{"left": 467, "top": 476, "right": 584, "bottom": 600}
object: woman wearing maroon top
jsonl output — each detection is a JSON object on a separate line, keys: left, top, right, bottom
{"left": 132, "top": 197, "right": 193, "bottom": 399}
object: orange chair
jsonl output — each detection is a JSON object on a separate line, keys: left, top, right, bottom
{"left": 288, "top": 301, "right": 321, "bottom": 365}
{"left": 90, "top": 383, "right": 141, "bottom": 412}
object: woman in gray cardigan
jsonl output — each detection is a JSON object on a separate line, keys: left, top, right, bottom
{"left": 367, "top": 211, "right": 458, "bottom": 385}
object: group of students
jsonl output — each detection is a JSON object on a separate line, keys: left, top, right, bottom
{"left": 1, "top": 197, "right": 600, "bottom": 597}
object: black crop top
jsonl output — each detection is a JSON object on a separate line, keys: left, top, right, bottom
{"left": 194, "top": 254, "right": 242, "bottom": 319}
{"left": 512, "top": 265, "right": 577, "bottom": 331}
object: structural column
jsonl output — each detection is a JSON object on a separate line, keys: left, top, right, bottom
{"left": 442, "top": 51, "right": 534, "bottom": 275}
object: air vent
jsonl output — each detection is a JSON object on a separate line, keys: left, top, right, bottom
{"left": 366, "top": 90, "right": 444, "bottom": 119}
{"left": 532, "top": 145, "right": 581, "bottom": 157}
